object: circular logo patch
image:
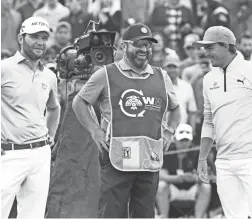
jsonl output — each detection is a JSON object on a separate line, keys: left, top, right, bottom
{"left": 141, "top": 27, "right": 148, "bottom": 34}
{"left": 142, "top": 159, "right": 151, "bottom": 169}
{"left": 119, "top": 89, "right": 145, "bottom": 118}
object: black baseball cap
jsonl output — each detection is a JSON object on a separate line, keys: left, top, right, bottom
{"left": 122, "top": 23, "right": 158, "bottom": 43}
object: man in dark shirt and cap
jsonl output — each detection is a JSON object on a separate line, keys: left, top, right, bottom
{"left": 72, "top": 23, "right": 181, "bottom": 218}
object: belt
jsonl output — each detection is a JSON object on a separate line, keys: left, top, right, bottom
{"left": 1, "top": 140, "right": 49, "bottom": 151}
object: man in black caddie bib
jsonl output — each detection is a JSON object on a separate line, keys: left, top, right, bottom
{"left": 72, "top": 23, "right": 181, "bottom": 218}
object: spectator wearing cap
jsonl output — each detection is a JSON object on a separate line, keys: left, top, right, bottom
{"left": 156, "top": 124, "right": 211, "bottom": 218}
{"left": 238, "top": 31, "right": 252, "bottom": 61}
{"left": 180, "top": 33, "right": 201, "bottom": 70}
{"left": 1, "top": 16, "right": 60, "bottom": 218}
{"left": 61, "top": 0, "right": 96, "bottom": 42}
{"left": 50, "top": 21, "right": 72, "bottom": 54}
{"left": 163, "top": 53, "right": 197, "bottom": 135}
{"left": 33, "top": 0, "right": 70, "bottom": 45}
{"left": 72, "top": 23, "right": 181, "bottom": 218}
{"left": 1, "top": 0, "right": 22, "bottom": 53}
{"left": 193, "top": 26, "right": 252, "bottom": 219}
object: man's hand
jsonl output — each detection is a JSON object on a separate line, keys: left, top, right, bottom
{"left": 197, "top": 160, "right": 210, "bottom": 184}
{"left": 1, "top": 148, "right": 6, "bottom": 156}
{"left": 51, "top": 141, "right": 60, "bottom": 161}
{"left": 91, "top": 128, "right": 109, "bottom": 152}
{"left": 163, "top": 129, "right": 173, "bottom": 155}
{"left": 47, "top": 136, "right": 55, "bottom": 148}
{"left": 181, "top": 172, "right": 198, "bottom": 183}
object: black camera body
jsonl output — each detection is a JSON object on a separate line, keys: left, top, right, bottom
{"left": 57, "top": 25, "right": 116, "bottom": 80}
{"left": 77, "top": 31, "right": 115, "bottom": 66}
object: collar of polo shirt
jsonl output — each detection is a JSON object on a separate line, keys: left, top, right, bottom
{"left": 14, "top": 51, "right": 44, "bottom": 71}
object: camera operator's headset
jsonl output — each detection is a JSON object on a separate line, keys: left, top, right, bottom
{"left": 56, "top": 45, "right": 76, "bottom": 72}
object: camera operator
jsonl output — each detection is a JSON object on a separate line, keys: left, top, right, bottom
{"left": 46, "top": 22, "right": 115, "bottom": 218}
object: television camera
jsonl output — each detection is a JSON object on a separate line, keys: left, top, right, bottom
{"left": 56, "top": 20, "right": 116, "bottom": 80}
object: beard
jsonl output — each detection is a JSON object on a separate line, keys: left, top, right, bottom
{"left": 23, "top": 38, "right": 46, "bottom": 61}
{"left": 126, "top": 50, "right": 152, "bottom": 69}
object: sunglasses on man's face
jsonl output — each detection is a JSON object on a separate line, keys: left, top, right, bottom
{"left": 126, "top": 40, "right": 153, "bottom": 49}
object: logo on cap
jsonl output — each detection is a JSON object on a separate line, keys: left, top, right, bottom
{"left": 31, "top": 21, "right": 49, "bottom": 28}
{"left": 141, "top": 27, "right": 148, "bottom": 34}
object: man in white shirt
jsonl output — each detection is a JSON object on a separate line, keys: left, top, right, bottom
{"left": 1, "top": 17, "right": 60, "bottom": 218}
{"left": 194, "top": 26, "right": 252, "bottom": 219}
{"left": 163, "top": 53, "right": 197, "bottom": 134}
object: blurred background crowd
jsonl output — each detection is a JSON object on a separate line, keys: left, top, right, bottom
{"left": 2, "top": 0, "right": 252, "bottom": 218}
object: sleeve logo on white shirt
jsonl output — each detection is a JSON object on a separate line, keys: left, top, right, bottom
{"left": 42, "top": 83, "right": 48, "bottom": 90}
{"left": 210, "top": 81, "right": 220, "bottom": 90}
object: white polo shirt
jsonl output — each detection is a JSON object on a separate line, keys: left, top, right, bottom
{"left": 173, "top": 78, "right": 197, "bottom": 124}
{"left": 201, "top": 53, "right": 252, "bottom": 159}
{"left": 1, "top": 51, "right": 59, "bottom": 144}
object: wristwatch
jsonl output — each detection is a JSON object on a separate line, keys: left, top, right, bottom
{"left": 166, "top": 126, "right": 175, "bottom": 135}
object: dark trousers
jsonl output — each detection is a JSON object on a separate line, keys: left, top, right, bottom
{"left": 98, "top": 149, "right": 159, "bottom": 218}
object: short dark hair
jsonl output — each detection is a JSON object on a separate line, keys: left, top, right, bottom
{"left": 218, "top": 42, "right": 236, "bottom": 54}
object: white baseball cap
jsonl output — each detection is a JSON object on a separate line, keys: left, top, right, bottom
{"left": 193, "top": 26, "right": 236, "bottom": 48}
{"left": 175, "top": 124, "right": 193, "bottom": 141}
{"left": 163, "top": 53, "right": 181, "bottom": 67}
{"left": 183, "top": 33, "right": 200, "bottom": 48}
{"left": 45, "top": 62, "right": 57, "bottom": 70}
{"left": 20, "top": 17, "right": 51, "bottom": 35}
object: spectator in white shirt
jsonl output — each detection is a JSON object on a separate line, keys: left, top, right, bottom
{"left": 163, "top": 53, "right": 197, "bottom": 135}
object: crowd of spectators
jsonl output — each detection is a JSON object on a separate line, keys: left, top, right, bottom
{"left": 2, "top": 0, "right": 252, "bottom": 218}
